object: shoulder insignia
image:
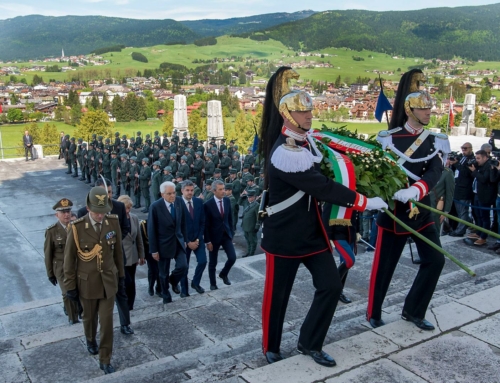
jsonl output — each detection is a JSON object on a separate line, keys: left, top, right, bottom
{"left": 72, "top": 217, "right": 85, "bottom": 224}
{"left": 106, "top": 214, "right": 119, "bottom": 219}
{"left": 271, "top": 137, "right": 314, "bottom": 173}
{"left": 46, "top": 223, "right": 57, "bottom": 230}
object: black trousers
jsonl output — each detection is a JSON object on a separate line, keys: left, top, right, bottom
{"left": 115, "top": 253, "right": 131, "bottom": 326}
{"left": 124, "top": 263, "right": 137, "bottom": 310}
{"left": 158, "top": 248, "right": 188, "bottom": 299}
{"left": 145, "top": 252, "right": 161, "bottom": 293}
{"left": 262, "top": 250, "right": 342, "bottom": 354}
{"left": 367, "top": 225, "right": 445, "bottom": 321}
{"left": 25, "top": 145, "right": 33, "bottom": 160}
{"left": 208, "top": 233, "right": 236, "bottom": 286}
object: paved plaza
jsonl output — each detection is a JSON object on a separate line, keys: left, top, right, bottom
{"left": 0, "top": 155, "right": 499, "bottom": 383}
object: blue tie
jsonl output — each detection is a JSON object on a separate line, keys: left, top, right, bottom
{"left": 170, "top": 203, "right": 175, "bottom": 220}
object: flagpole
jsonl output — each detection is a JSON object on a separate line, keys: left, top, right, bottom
{"left": 378, "top": 73, "right": 390, "bottom": 128}
{"left": 446, "top": 86, "right": 453, "bottom": 135}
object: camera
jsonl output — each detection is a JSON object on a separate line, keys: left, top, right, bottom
{"left": 467, "top": 158, "right": 478, "bottom": 167}
{"left": 491, "top": 158, "right": 500, "bottom": 167}
{"left": 448, "top": 151, "right": 460, "bottom": 162}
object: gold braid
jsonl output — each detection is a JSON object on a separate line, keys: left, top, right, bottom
{"left": 71, "top": 224, "right": 104, "bottom": 272}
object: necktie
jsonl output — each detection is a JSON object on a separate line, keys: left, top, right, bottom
{"left": 188, "top": 201, "right": 194, "bottom": 219}
{"left": 95, "top": 222, "right": 101, "bottom": 236}
{"left": 219, "top": 200, "right": 224, "bottom": 218}
{"left": 170, "top": 203, "right": 175, "bottom": 220}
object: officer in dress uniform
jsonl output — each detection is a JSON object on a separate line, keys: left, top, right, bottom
{"left": 259, "top": 67, "right": 386, "bottom": 366}
{"left": 64, "top": 188, "right": 124, "bottom": 375}
{"left": 366, "top": 69, "right": 448, "bottom": 331}
{"left": 241, "top": 189, "right": 260, "bottom": 257}
{"left": 44, "top": 198, "right": 80, "bottom": 324}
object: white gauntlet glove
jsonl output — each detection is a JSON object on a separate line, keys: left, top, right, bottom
{"left": 392, "top": 186, "right": 420, "bottom": 204}
{"left": 365, "top": 197, "right": 388, "bottom": 211}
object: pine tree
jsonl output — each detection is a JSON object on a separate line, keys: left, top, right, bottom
{"left": 123, "top": 93, "right": 137, "bottom": 121}
{"left": 135, "top": 97, "right": 147, "bottom": 121}
{"left": 101, "top": 93, "right": 110, "bottom": 112}
{"left": 90, "top": 94, "right": 100, "bottom": 110}
{"left": 112, "top": 95, "right": 125, "bottom": 122}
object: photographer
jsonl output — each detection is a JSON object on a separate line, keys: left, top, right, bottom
{"left": 449, "top": 143, "right": 475, "bottom": 237}
{"left": 467, "top": 150, "right": 497, "bottom": 246}
{"left": 487, "top": 158, "right": 500, "bottom": 252}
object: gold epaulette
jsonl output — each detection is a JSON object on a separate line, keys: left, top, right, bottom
{"left": 46, "top": 223, "right": 57, "bottom": 230}
{"left": 106, "top": 214, "right": 118, "bottom": 219}
{"left": 72, "top": 217, "right": 85, "bottom": 224}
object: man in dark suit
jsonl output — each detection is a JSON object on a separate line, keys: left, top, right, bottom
{"left": 179, "top": 180, "right": 207, "bottom": 297}
{"left": 204, "top": 180, "right": 236, "bottom": 290}
{"left": 77, "top": 178, "right": 134, "bottom": 335}
{"left": 148, "top": 181, "right": 188, "bottom": 304}
{"left": 23, "top": 130, "right": 34, "bottom": 161}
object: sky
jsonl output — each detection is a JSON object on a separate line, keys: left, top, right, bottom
{"left": 0, "top": 0, "right": 498, "bottom": 20}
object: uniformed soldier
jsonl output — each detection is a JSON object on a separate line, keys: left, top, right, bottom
{"left": 114, "top": 132, "right": 121, "bottom": 152}
{"left": 169, "top": 153, "right": 179, "bottom": 175}
{"left": 219, "top": 150, "right": 231, "bottom": 178}
{"left": 102, "top": 146, "right": 112, "bottom": 182}
{"left": 136, "top": 145, "right": 145, "bottom": 168}
{"left": 162, "top": 133, "right": 169, "bottom": 147}
{"left": 118, "top": 154, "right": 129, "bottom": 196}
{"left": 192, "top": 133, "right": 199, "bottom": 150}
{"left": 63, "top": 135, "right": 71, "bottom": 173}
{"left": 95, "top": 146, "right": 103, "bottom": 181}
{"left": 184, "top": 148, "right": 194, "bottom": 167}
{"left": 139, "top": 158, "right": 152, "bottom": 213}
{"left": 153, "top": 130, "right": 161, "bottom": 147}
{"left": 175, "top": 172, "right": 184, "bottom": 196}
{"left": 219, "top": 138, "right": 227, "bottom": 153}
{"left": 241, "top": 189, "right": 260, "bottom": 257}
{"left": 77, "top": 138, "right": 84, "bottom": 177}
{"left": 69, "top": 137, "right": 78, "bottom": 177}
{"left": 87, "top": 142, "right": 96, "bottom": 185}
{"left": 91, "top": 134, "right": 98, "bottom": 149}
{"left": 238, "top": 175, "right": 258, "bottom": 212}
{"left": 80, "top": 143, "right": 88, "bottom": 181}
{"left": 129, "top": 137, "right": 136, "bottom": 151}
{"left": 170, "top": 139, "right": 178, "bottom": 157}
{"left": 110, "top": 151, "right": 120, "bottom": 198}
{"left": 136, "top": 131, "right": 143, "bottom": 147}
{"left": 64, "top": 187, "right": 124, "bottom": 374}
{"left": 190, "top": 177, "right": 202, "bottom": 197}
{"left": 145, "top": 133, "right": 152, "bottom": 147}
{"left": 211, "top": 147, "right": 220, "bottom": 168}
{"left": 129, "top": 156, "right": 140, "bottom": 204}
{"left": 224, "top": 183, "right": 238, "bottom": 232}
{"left": 181, "top": 131, "right": 189, "bottom": 146}
{"left": 192, "top": 152, "right": 204, "bottom": 188}
{"left": 97, "top": 135, "right": 104, "bottom": 150}
{"left": 151, "top": 161, "right": 162, "bottom": 201}
{"left": 121, "top": 134, "right": 128, "bottom": 149}
{"left": 201, "top": 179, "right": 214, "bottom": 201}
{"left": 213, "top": 168, "right": 223, "bottom": 182}
{"left": 243, "top": 147, "right": 255, "bottom": 175}
{"left": 158, "top": 150, "right": 168, "bottom": 170}
{"left": 162, "top": 166, "right": 174, "bottom": 183}
{"left": 179, "top": 156, "right": 190, "bottom": 180}
{"left": 44, "top": 198, "right": 80, "bottom": 324}
{"left": 203, "top": 154, "right": 215, "bottom": 180}
{"left": 232, "top": 152, "right": 242, "bottom": 173}
{"left": 257, "top": 169, "right": 265, "bottom": 195}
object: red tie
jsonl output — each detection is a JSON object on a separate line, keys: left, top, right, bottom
{"left": 219, "top": 200, "right": 224, "bottom": 217}
{"left": 188, "top": 201, "right": 194, "bottom": 219}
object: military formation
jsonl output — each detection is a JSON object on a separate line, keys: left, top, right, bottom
{"left": 60, "top": 129, "right": 265, "bottom": 256}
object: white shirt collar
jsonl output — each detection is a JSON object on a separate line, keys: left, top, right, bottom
{"left": 214, "top": 196, "right": 223, "bottom": 204}
{"left": 281, "top": 126, "right": 307, "bottom": 142}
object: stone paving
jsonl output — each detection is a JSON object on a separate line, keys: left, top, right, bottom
{"left": 0, "top": 156, "right": 499, "bottom": 383}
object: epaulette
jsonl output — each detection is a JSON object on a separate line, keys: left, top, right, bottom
{"left": 72, "top": 217, "right": 85, "bottom": 224}
{"left": 46, "top": 223, "right": 57, "bottom": 230}
{"left": 106, "top": 214, "right": 119, "bottom": 219}
{"left": 271, "top": 138, "right": 314, "bottom": 173}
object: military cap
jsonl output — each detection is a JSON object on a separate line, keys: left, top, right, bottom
{"left": 105, "top": 138, "right": 110, "bottom": 143}
{"left": 159, "top": 150, "right": 166, "bottom": 155}
{"left": 130, "top": 156, "right": 137, "bottom": 162}
{"left": 233, "top": 152, "right": 240, "bottom": 158}
{"left": 224, "top": 183, "right": 233, "bottom": 190}
{"left": 242, "top": 164, "right": 249, "bottom": 169}
{"left": 130, "top": 137, "right": 135, "bottom": 142}
{"left": 146, "top": 134, "right": 151, "bottom": 138}
{"left": 78, "top": 138, "right": 83, "bottom": 143}
{"left": 260, "top": 169, "right": 264, "bottom": 174}
{"left": 92, "top": 134, "right": 97, "bottom": 138}
{"left": 184, "top": 148, "right": 190, "bottom": 152}
{"left": 222, "top": 150, "right": 228, "bottom": 155}
{"left": 153, "top": 161, "right": 161, "bottom": 166}
{"left": 193, "top": 133, "right": 198, "bottom": 137}
{"left": 230, "top": 140, "right": 235, "bottom": 144}
{"left": 189, "top": 177, "right": 197, "bottom": 183}
{"left": 163, "top": 133, "right": 167, "bottom": 137}
{"left": 82, "top": 143, "right": 87, "bottom": 147}
{"left": 104, "top": 146, "right": 110, "bottom": 151}
{"left": 120, "top": 154, "right": 128, "bottom": 159}
{"left": 86, "top": 187, "right": 112, "bottom": 214}
{"left": 52, "top": 198, "right": 73, "bottom": 212}
{"left": 88, "top": 142, "right": 94, "bottom": 147}
{"left": 137, "top": 131, "right": 142, "bottom": 135}
{"left": 165, "top": 166, "right": 172, "bottom": 171}
{"left": 211, "top": 147, "right": 217, "bottom": 152}
{"left": 214, "top": 169, "right": 221, "bottom": 174}
{"left": 210, "top": 137, "right": 215, "bottom": 141}
{"left": 141, "top": 157, "right": 149, "bottom": 164}
{"left": 173, "top": 129, "right": 178, "bottom": 133}
{"left": 230, "top": 169, "right": 237, "bottom": 174}
{"left": 154, "top": 142, "right": 160, "bottom": 147}
{"left": 122, "top": 134, "right": 127, "bottom": 139}
{"left": 181, "top": 155, "right": 187, "bottom": 161}
{"left": 95, "top": 146, "right": 101, "bottom": 150}
{"left": 244, "top": 175, "right": 254, "bottom": 183}
{"left": 111, "top": 151, "right": 117, "bottom": 155}
{"left": 136, "top": 145, "right": 143, "bottom": 150}
{"left": 183, "top": 132, "right": 187, "bottom": 136}
{"left": 195, "top": 151, "right": 202, "bottom": 156}
{"left": 234, "top": 145, "right": 239, "bottom": 150}
{"left": 176, "top": 172, "right": 184, "bottom": 178}
{"left": 70, "top": 137, "right": 75, "bottom": 141}
{"left": 65, "top": 134, "right": 70, "bottom": 139}
{"left": 205, "top": 153, "right": 212, "bottom": 159}
{"left": 247, "top": 147, "right": 253, "bottom": 152}
{"left": 154, "top": 130, "right": 159, "bottom": 135}
{"left": 246, "top": 189, "right": 257, "bottom": 197}
{"left": 206, "top": 179, "right": 213, "bottom": 185}
{"left": 115, "top": 132, "right": 120, "bottom": 137}
{"left": 170, "top": 153, "right": 176, "bottom": 158}
{"left": 98, "top": 135, "right": 103, "bottom": 140}
{"left": 221, "top": 138, "right": 226, "bottom": 142}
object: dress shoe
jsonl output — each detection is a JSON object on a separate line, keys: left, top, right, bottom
{"left": 467, "top": 233, "right": 480, "bottom": 239}
{"left": 242, "top": 253, "right": 250, "bottom": 258}
{"left": 368, "top": 318, "right": 385, "bottom": 328}
{"left": 155, "top": 290, "right": 162, "bottom": 297}
{"left": 99, "top": 363, "right": 115, "bottom": 374}
{"left": 72, "top": 174, "right": 78, "bottom": 178}
{"left": 339, "top": 293, "right": 352, "bottom": 304}
{"left": 120, "top": 325, "right": 134, "bottom": 335}
{"left": 297, "top": 343, "right": 336, "bottom": 367}
{"left": 191, "top": 283, "right": 205, "bottom": 294}
{"left": 219, "top": 273, "right": 231, "bottom": 285}
{"left": 265, "top": 351, "right": 284, "bottom": 364}
{"left": 474, "top": 238, "right": 487, "bottom": 246}
{"left": 463, "top": 238, "right": 476, "bottom": 246}
{"left": 488, "top": 242, "right": 500, "bottom": 251}
{"left": 210, "top": 284, "right": 218, "bottom": 291}
{"left": 401, "top": 311, "right": 435, "bottom": 331}
{"left": 449, "top": 231, "right": 464, "bottom": 237}
{"left": 86, "top": 341, "right": 99, "bottom": 355}
{"left": 141, "top": 208, "right": 148, "bottom": 213}
{"left": 68, "top": 319, "right": 80, "bottom": 325}
{"left": 148, "top": 287, "right": 154, "bottom": 296}
{"left": 180, "top": 292, "right": 190, "bottom": 298}
{"left": 65, "top": 171, "right": 72, "bottom": 174}
{"left": 163, "top": 296, "right": 173, "bottom": 304}
{"left": 170, "top": 278, "right": 180, "bottom": 294}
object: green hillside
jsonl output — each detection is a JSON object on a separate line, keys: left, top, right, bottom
{"left": 260, "top": 4, "right": 500, "bottom": 61}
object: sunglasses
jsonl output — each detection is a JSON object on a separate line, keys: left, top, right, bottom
{"left": 461, "top": 147, "right": 471, "bottom": 149}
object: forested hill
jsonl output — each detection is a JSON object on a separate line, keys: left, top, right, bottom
{"left": 260, "top": 4, "right": 500, "bottom": 61}
{"left": 0, "top": 15, "right": 199, "bottom": 61}
{"left": 180, "top": 10, "right": 316, "bottom": 36}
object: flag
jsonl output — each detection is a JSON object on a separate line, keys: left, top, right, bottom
{"left": 374, "top": 91, "right": 392, "bottom": 122}
{"left": 0, "top": 104, "right": 2, "bottom": 114}
{"left": 252, "top": 133, "right": 259, "bottom": 154}
{"left": 449, "top": 96, "right": 455, "bottom": 127}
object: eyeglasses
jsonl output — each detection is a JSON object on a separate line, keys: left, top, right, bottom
{"left": 461, "top": 147, "right": 472, "bottom": 150}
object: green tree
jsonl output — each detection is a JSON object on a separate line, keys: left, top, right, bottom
{"left": 187, "top": 109, "right": 205, "bottom": 139}
{"left": 74, "top": 110, "right": 114, "bottom": 140}
{"left": 162, "top": 112, "right": 174, "bottom": 136}
{"left": 101, "top": 93, "right": 110, "bottom": 112}
{"left": 480, "top": 86, "right": 492, "bottom": 103}
{"left": 32, "top": 74, "right": 44, "bottom": 86}
{"left": 16, "top": 122, "right": 40, "bottom": 156}
{"left": 90, "top": 94, "right": 100, "bottom": 110}
{"left": 39, "top": 123, "right": 60, "bottom": 155}
{"left": 10, "top": 93, "right": 19, "bottom": 105}
{"left": 7, "top": 108, "right": 23, "bottom": 122}
{"left": 112, "top": 95, "right": 126, "bottom": 122}
{"left": 135, "top": 97, "right": 147, "bottom": 121}
{"left": 70, "top": 107, "right": 82, "bottom": 126}
{"left": 123, "top": 93, "right": 138, "bottom": 121}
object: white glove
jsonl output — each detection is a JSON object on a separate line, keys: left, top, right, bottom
{"left": 392, "top": 186, "right": 420, "bottom": 204}
{"left": 365, "top": 197, "right": 388, "bottom": 211}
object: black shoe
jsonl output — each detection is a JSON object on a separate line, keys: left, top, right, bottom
{"left": 148, "top": 287, "right": 154, "bottom": 296}
{"left": 155, "top": 290, "right": 162, "bottom": 297}
{"left": 169, "top": 278, "right": 180, "bottom": 294}
{"left": 86, "top": 180, "right": 92, "bottom": 184}
{"left": 68, "top": 318, "right": 80, "bottom": 325}
{"left": 163, "top": 296, "right": 172, "bottom": 304}
{"left": 86, "top": 340, "right": 99, "bottom": 355}
{"left": 401, "top": 311, "right": 435, "bottom": 331}
{"left": 369, "top": 318, "right": 385, "bottom": 328}
{"left": 339, "top": 293, "right": 352, "bottom": 304}
{"left": 242, "top": 253, "right": 250, "bottom": 258}
{"left": 219, "top": 273, "right": 231, "bottom": 285}
{"left": 120, "top": 325, "right": 134, "bottom": 335}
{"left": 65, "top": 171, "right": 72, "bottom": 174}
{"left": 180, "top": 292, "right": 190, "bottom": 298}
{"left": 99, "top": 363, "right": 115, "bottom": 374}
{"left": 191, "top": 283, "right": 205, "bottom": 294}
{"left": 265, "top": 351, "right": 284, "bottom": 364}
{"left": 449, "top": 231, "right": 464, "bottom": 237}
{"left": 72, "top": 174, "right": 78, "bottom": 178}
{"left": 297, "top": 343, "right": 336, "bottom": 367}
{"left": 488, "top": 242, "right": 500, "bottom": 251}
{"left": 141, "top": 208, "right": 148, "bottom": 213}
{"left": 210, "top": 285, "right": 218, "bottom": 291}
{"left": 79, "top": 177, "right": 86, "bottom": 181}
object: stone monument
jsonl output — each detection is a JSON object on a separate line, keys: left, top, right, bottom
{"left": 207, "top": 100, "right": 224, "bottom": 140}
{"left": 459, "top": 93, "right": 476, "bottom": 135}
{"left": 174, "top": 94, "right": 189, "bottom": 136}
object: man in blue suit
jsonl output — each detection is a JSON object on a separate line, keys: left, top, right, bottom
{"left": 204, "top": 180, "right": 236, "bottom": 290}
{"left": 148, "top": 181, "right": 188, "bottom": 304}
{"left": 179, "top": 180, "right": 207, "bottom": 297}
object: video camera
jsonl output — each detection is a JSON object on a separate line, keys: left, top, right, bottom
{"left": 448, "top": 151, "right": 460, "bottom": 162}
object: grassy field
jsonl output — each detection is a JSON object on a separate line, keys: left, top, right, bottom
{"left": 0, "top": 119, "right": 383, "bottom": 159}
